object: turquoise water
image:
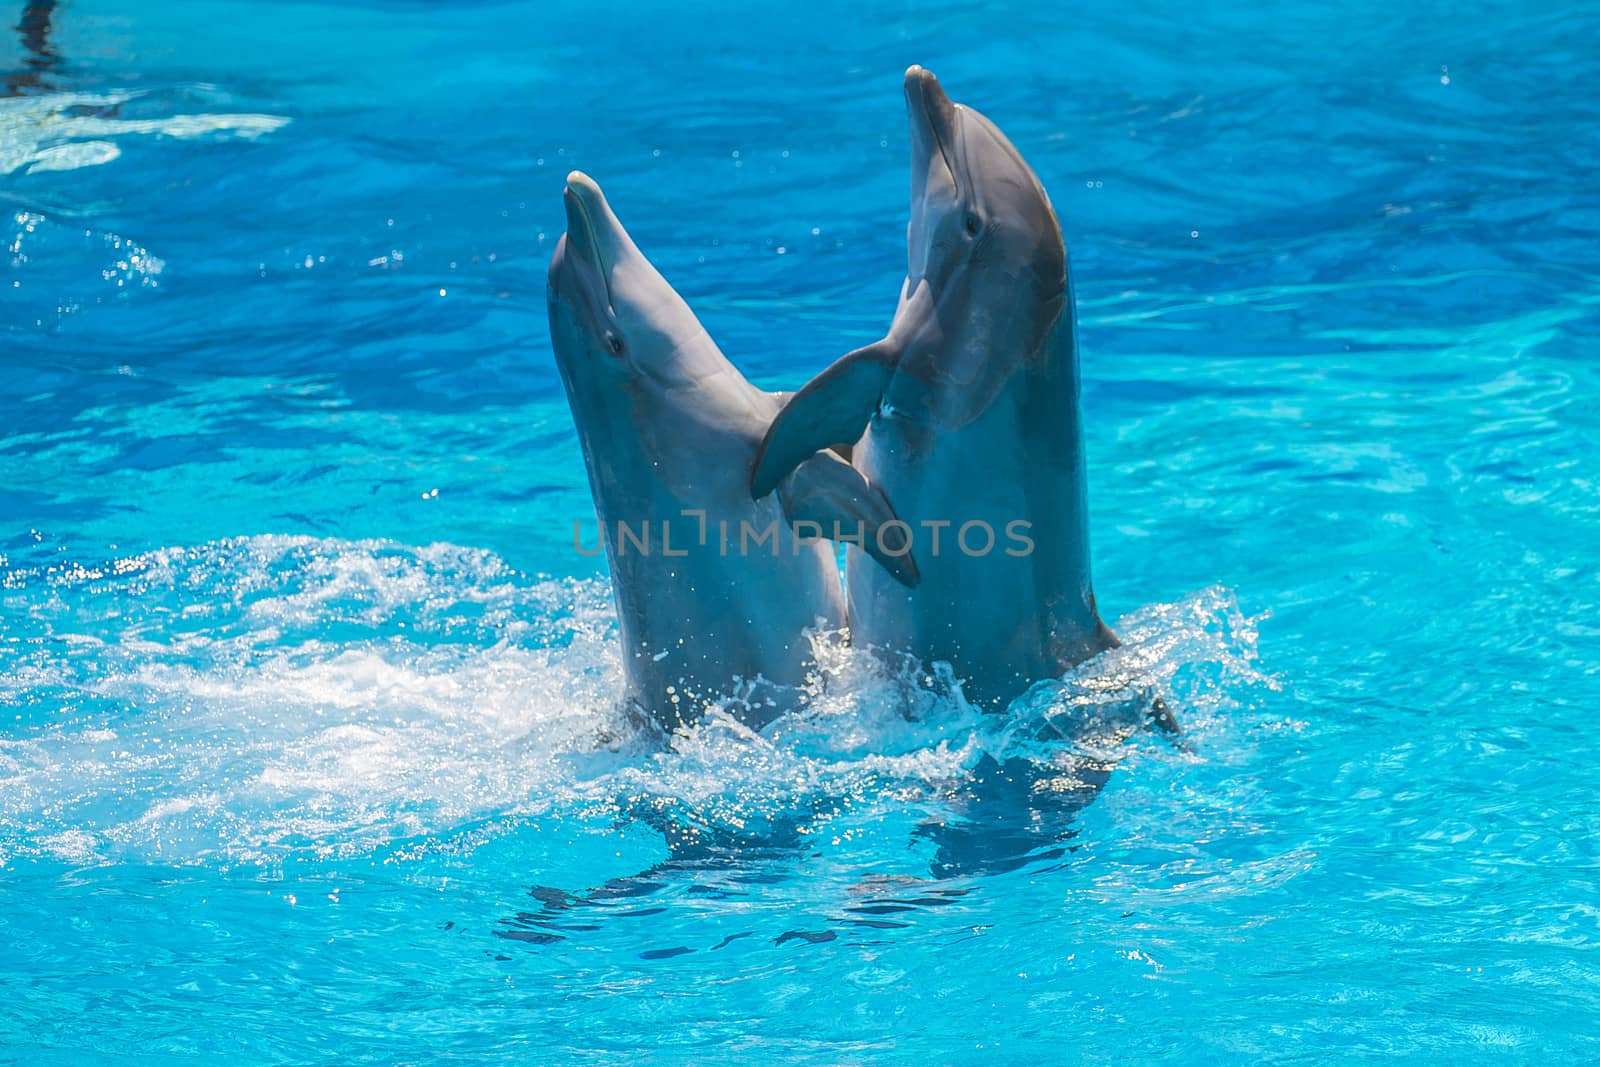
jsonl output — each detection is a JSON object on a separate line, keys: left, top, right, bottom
{"left": 5, "top": 0, "right": 1599, "bottom": 1060}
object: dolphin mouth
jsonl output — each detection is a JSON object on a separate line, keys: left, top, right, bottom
{"left": 561, "top": 170, "right": 614, "bottom": 311}
{"left": 904, "top": 65, "right": 961, "bottom": 195}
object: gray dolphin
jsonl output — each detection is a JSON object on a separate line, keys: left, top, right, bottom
{"left": 751, "top": 67, "right": 1117, "bottom": 710}
{"left": 548, "top": 171, "right": 917, "bottom": 732}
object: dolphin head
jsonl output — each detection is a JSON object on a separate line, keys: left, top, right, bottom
{"left": 549, "top": 170, "right": 767, "bottom": 514}
{"left": 547, "top": 171, "right": 719, "bottom": 396}
{"left": 900, "top": 66, "right": 1067, "bottom": 381}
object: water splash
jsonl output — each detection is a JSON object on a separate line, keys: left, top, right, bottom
{"left": 0, "top": 536, "right": 1272, "bottom": 874}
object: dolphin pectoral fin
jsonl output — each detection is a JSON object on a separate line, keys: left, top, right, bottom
{"left": 1148, "top": 694, "right": 1182, "bottom": 735}
{"left": 777, "top": 451, "right": 920, "bottom": 588}
{"left": 765, "top": 392, "right": 849, "bottom": 462}
{"left": 1095, "top": 624, "right": 1184, "bottom": 737}
{"left": 750, "top": 341, "right": 898, "bottom": 499}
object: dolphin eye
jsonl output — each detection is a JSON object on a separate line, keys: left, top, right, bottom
{"left": 606, "top": 332, "right": 625, "bottom": 356}
{"left": 963, "top": 211, "right": 982, "bottom": 237}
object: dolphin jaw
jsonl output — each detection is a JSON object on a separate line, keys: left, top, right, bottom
{"left": 904, "top": 66, "right": 961, "bottom": 198}
{"left": 561, "top": 172, "right": 616, "bottom": 313}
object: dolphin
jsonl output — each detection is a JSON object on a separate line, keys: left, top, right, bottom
{"left": 751, "top": 67, "right": 1119, "bottom": 711}
{"left": 548, "top": 171, "right": 917, "bottom": 732}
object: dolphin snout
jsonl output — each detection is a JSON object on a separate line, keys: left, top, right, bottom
{"left": 904, "top": 65, "right": 960, "bottom": 198}
{"left": 557, "top": 169, "right": 621, "bottom": 315}
{"left": 904, "top": 65, "right": 958, "bottom": 142}
{"left": 563, "top": 170, "right": 604, "bottom": 219}
{"left": 562, "top": 170, "right": 606, "bottom": 263}
{"left": 903, "top": 64, "right": 938, "bottom": 100}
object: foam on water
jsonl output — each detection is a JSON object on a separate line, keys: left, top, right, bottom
{"left": 0, "top": 90, "right": 288, "bottom": 176}
{"left": 0, "top": 536, "right": 1270, "bottom": 876}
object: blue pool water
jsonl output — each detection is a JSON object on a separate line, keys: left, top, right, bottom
{"left": 4, "top": 0, "right": 1599, "bottom": 1060}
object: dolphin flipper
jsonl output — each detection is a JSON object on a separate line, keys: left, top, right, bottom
{"left": 778, "top": 451, "right": 920, "bottom": 588}
{"left": 772, "top": 390, "right": 851, "bottom": 461}
{"left": 751, "top": 341, "right": 898, "bottom": 498}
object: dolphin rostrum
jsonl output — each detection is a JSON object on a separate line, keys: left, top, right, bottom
{"left": 751, "top": 67, "right": 1118, "bottom": 710}
{"left": 548, "top": 171, "right": 917, "bottom": 731}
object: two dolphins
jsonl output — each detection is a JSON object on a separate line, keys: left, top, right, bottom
{"left": 548, "top": 67, "right": 1119, "bottom": 731}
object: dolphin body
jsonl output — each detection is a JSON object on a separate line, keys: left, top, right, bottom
{"left": 752, "top": 67, "right": 1117, "bottom": 710}
{"left": 548, "top": 172, "right": 917, "bottom": 732}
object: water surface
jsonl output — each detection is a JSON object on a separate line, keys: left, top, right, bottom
{"left": 4, "top": 0, "right": 1599, "bottom": 1060}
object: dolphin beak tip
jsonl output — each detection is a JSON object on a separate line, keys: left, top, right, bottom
{"left": 903, "top": 65, "right": 956, "bottom": 132}
{"left": 564, "top": 170, "right": 598, "bottom": 204}
{"left": 563, "top": 172, "right": 613, "bottom": 235}
{"left": 904, "top": 64, "right": 942, "bottom": 98}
